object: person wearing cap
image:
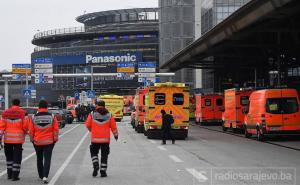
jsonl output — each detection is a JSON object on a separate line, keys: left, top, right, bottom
{"left": 29, "top": 100, "right": 59, "bottom": 184}
{"left": 85, "top": 100, "right": 118, "bottom": 178}
{"left": 0, "top": 99, "right": 28, "bottom": 181}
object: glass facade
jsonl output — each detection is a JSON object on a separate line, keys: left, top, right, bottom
{"left": 31, "top": 8, "right": 159, "bottom": 102}
{"left": 159, "top": 0, "right": 195, "bottom": 87}
{"left": 201, "top": 0, "right": 250, "bottom": 91}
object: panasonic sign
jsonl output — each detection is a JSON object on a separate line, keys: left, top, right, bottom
{"left": 86, "top": 53, "right": 137, "bottom": 64}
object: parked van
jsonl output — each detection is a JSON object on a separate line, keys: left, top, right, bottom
{"left": 189, "top": 95, "right": 196, "bottom": 120}
{"left": 244, "top": 89, "right": 300, "bottom": 141}
{"left": 134, "top": 87, "right": 149, "bottom": 133}
{"left": 144, "top": 82, "right": 190, "bottom": 139}
{"left": 195, "top": 94, "right": 224, "bottom": 125}
{"left": 223, "top": 88, "right": 253, "bottom": 132}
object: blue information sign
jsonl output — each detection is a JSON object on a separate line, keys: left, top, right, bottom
{"left": 138, "top": 62, "right": 156, "bottom": 68}
{"left": 23, "top": 89, "right": 31, "bottom": 99}
{"left": 87, "top": 90, "right": 96, "bottom": 99}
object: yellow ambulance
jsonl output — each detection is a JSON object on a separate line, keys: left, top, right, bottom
{"left": 99, "top": 95, "right": 124, "bottom": 122}
{"left": 144, "top": 82, "right": 190, "bottom": 139}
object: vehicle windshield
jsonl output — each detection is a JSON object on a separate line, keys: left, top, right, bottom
{"left": 24, "top": 108, "right": 37, "bottom": 115}
{"left": 266, "top": 98, "right": 299, "bottom": 114}
{"left": 49, "top": 109, "right": 60, "bottom": 114}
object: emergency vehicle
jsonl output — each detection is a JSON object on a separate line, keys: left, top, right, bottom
{"left": 123, "top": 95, "right": 134, "bottom": 116}
{"left": 134, "top": 88, "right": 149, "bottom": 133}
{"left": 223, "top": 88, "right": 253, "bottom": 132}
{"left": 189, "top": 95, "right": 196, "bottom": 120}
{"left": 66, "top": 97, "right": 77, "bottom": 118}
{"left": 144, "top": 82, "right": 190, "bottom": 139}
{"left": 195, "top": 94, "right": 224, "bottom": 125}
{"left": 244, "top": 89, "right": 300, "bottom": 141}
{"left": 99, "top": 95, "right": 124, "bottom": 122}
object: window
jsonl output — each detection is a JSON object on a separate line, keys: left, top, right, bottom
{"left": 240, "top": 96, "right": 250, "bottom": 106}
{"left": 216, "top": 98, "right": 223, "bottom": 106}
{"left": 266, "top": 98, "right": 299, "bottom": 114}
{"left": 155, "top": 93, "right": 165, "bottom": 105}
{"left": 173, "top": 93, "right": 184, "bottom": 105}
{"left": 205, "top": 99, "right": 211, "bottom": 106}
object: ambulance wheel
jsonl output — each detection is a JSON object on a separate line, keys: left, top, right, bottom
{"left": 244, "top": 126, "right": 252, "bottom": 138}
{"left": 222, "top": 123, "right": 227, "bottom": 132}
{"left": 144, "top": 130, "right": 148, "bottom": 136}
{"left": 256, "top": 128, "right": 264, "bottom": 141}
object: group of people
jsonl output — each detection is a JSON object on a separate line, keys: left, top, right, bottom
{"left": 0, "top": 99, "right": 119, "bottom": 183}
{"left": 75, "top": 104, "right": 95, "bottom": 122}
{"left": 0, "top": 99, "right": 59, "bottom": 184}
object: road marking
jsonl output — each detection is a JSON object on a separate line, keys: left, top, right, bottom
{"left": 149, "top": 140, "right": 157, "bottom": 144}
{"left": 186, "top": 168, "right": 209, "bottom": 183}
{"left": 59, "top": 124, "right": 80, "bottom": 137}
{"left": 0, "top": 124, "right": 80, "bottom": 178}
{"left": 169, "top": 155, "right": 183, "bottom": 163}
{"left": 157, "top": 146, "right": 167, "bottom": 151}
{"left": 49, "top": 132, "right": 89, "bottom": 185}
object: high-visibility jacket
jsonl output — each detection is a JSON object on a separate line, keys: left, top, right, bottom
{"left": 29, "top": 108, "right": 59, "bottom": 146}
{"left": 85, "top": 107, "right": 118, "bottom": 143}
{"left": 0, "top": 106, "right": 28, "bottom": 144}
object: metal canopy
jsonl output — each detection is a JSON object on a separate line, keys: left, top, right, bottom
{"left": 161, "top": 0, "right": 300, "bottom": 71}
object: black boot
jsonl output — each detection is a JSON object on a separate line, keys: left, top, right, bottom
{"left": 7, "top": 170, "right": 12, "bottom": 180}
{"left": 12, "top": 171, "right": 20, "bottom": 181}
{"left": 92, "top": 165, "right": 99, "bottom": 177}
{"left": 172, "top": 140, "right": 175, "bottom": 144}
{"left": 100, "top": 170, "right": 107, "bottom": 177}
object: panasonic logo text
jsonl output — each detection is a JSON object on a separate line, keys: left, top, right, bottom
{"left": 86, "top": 53, "right": 137, "bottom": 64}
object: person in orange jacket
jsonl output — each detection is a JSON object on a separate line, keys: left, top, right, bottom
{"left": 29, "top": 100, "right": 59, "bottom": 184}
{"left": 85, "top": 100, "right": 118, "bottom": 178}
{"left": 0, "top": 99, "right": 28, "bottom": 181}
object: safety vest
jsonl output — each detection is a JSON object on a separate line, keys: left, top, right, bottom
{"left": 29, "top": 108, "right": 59, "bottom": 146}
{"left": 85, "top": 108, "right": 118, "bottom": 143}
{"left": 0, "top": 106, "right": 27, "bottom": 144}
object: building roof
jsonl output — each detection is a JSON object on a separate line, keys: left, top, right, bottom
{"left": 76, "top": 8, "right": 158, "bottom": 24}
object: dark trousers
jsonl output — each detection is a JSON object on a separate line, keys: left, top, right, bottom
{"left": 90, "top": 143, "right": 110, "bottom": 172}
{"left": 4, "top": 144, "right": 23, "bottom": 179}
{"left": 34, "top": 144, "right": 55, "bottom": 178}
{"left": 162, "top": 129, "right": 175, "bottom": 143}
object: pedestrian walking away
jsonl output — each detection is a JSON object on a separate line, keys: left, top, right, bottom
{"left": 29, "top": 100, "right": 59, "bottom": 184}
{"left": 85, "top": 100, "right": 118, "bottom": 178}
{"left": 161, "top": 109, "right": 175, "bottom": 145}
{"left": 0, "top": 99, "right": 28, "bottom": 181}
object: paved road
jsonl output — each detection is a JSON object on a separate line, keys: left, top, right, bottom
{"left": 0, "top": 117, "right": 299, "bottom": 185}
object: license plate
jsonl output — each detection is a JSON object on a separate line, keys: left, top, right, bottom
{"left": 269, "top": 127, "right": 281, "bottom": 131}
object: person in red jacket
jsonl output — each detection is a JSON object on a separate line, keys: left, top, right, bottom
{"left": 29, "top": 100, "right": 59, "bottom": 184}
{"left": 0, "top": 99, "right": 27, "bottom": 181}
{"left": 85, "top": 100, "right": 118, "bottom": 178}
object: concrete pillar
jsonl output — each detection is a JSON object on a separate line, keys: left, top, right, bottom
{"left": 194, "top": 0, "right": 203, "bottom": 89}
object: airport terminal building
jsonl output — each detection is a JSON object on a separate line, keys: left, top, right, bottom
{"left": 31, "top": 8, "right": 159, "bottom": 102}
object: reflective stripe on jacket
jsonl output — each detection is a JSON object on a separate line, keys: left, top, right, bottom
{"left": 85, "top": 107, "right": 118, "bottom": 143}
{"left": 29, "top": 108, "right": 59, "bottom": 146}
{"left": 0, "top": 106, "right": 27, "bottom": 144}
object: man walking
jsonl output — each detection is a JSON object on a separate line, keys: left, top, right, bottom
{"left": 29, "top": 100, "right": 59, "bottom": 184}
{"left": 161, "top": 109, "right": 175, "bottom": 145}
{"left": 0, "top": 99, "right": 28, "bottom": 181}
{"left": 85, "top": 100, "right": 118, "bottom": 178}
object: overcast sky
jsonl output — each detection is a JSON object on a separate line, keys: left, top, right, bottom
{"left": 0, "top": 0, "right": 158, "bottom": 71}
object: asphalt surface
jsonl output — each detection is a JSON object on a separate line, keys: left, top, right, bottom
{"left": 0, "top": 117, "right": 299, "bottom": 185}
